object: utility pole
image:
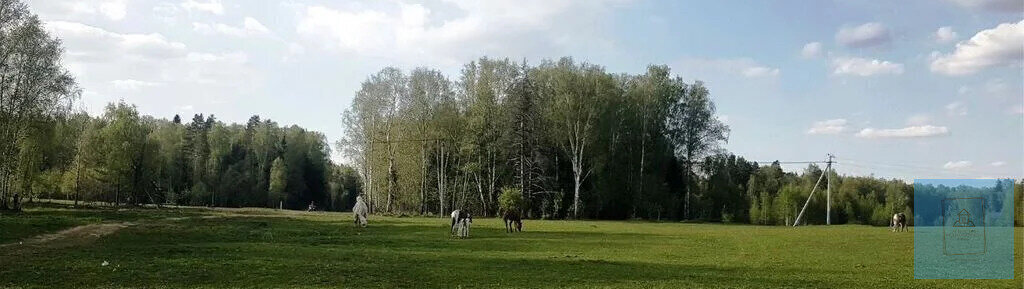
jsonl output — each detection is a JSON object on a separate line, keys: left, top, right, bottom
{"left": 793, "top": 153, "right": 835, "bottom": 226}
{"left": 826, "top": 153, "right": 834, "bottom": 225}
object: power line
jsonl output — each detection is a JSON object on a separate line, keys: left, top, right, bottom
{"left": 750, "top": 161, "right": 834, "bottom": 164}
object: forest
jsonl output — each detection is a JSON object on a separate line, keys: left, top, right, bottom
{"left": 335, "top": 57, "right": 1024, "bottom": 225}
{"left": 1, "top": 0, "right": 1021, "bottom": 225}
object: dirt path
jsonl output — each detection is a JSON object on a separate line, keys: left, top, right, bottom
{"left": 1, "top": 222, "right": 133, "bottom": 250}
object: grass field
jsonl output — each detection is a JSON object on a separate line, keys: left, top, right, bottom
{"left": 1, "top": 204, "right": 1021, "bottom": 288}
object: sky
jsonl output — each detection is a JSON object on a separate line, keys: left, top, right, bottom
{"left": 24, "top": 0, "right": 1024, "bottom": 180}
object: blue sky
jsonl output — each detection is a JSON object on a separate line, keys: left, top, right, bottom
{"left": 26, "top": 0, "right": 1023, "bottom": 180}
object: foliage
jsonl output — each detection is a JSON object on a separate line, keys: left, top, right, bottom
{"left": 0, "top": 0, "right": 79, "bottom": 209}
{"left": 498, "top": 187, "right": 524, "bottom": 215}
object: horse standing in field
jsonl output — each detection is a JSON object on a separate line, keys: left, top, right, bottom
{"left": 503, "top": 211, "right": 522, "bottom": 233}
{"left": 891, "top": 213, "right": 907, "bottom": 232}
{"left": 450, "top": 210, "right": 472, "bottom": 238}
{"left": 352, "top": 195, "right": 369, "bottom": 227}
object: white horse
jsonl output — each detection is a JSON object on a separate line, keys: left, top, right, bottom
{"left": 891, "top": 213, "right": 907, "bottom": 232}
{"left": 450, "top": 210, "right": 472, "bottom": 238}
{"left": 353, "top": 195, "right": 369, "bottom": 227}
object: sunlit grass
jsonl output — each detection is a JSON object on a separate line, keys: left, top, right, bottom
{"left": 1, "top": 205, "right": 1020, "bottom": 288}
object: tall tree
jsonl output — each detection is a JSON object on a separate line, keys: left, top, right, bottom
{"left": 405, "top": 68, "right": 452, "bottom": 214}
{"left": 666, "top": 81, "right": 729, "bottom": 219}
{"left": 534, "top": 58, "right": 617, "bottom": 218}
{"left": 269, "top": 156, "right": 287, "bottom": 208}
{"left": 0, "top": 0, "right": 78, "bottom": 209}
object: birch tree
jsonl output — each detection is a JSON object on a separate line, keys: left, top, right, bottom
{"left": 0, "top": 0, "right": 78, "bottom": 209}
{"left": 535, "top": 58, "right": 617, "bottom": 218}
{"left": 666, "top": 81, "right": 729, "bottom": 219}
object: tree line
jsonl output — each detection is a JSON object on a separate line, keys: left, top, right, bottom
{"left": 3, "top": 0, "right": 1020, "bottom": 225}
{"left": 337, "top": 58, "right": 1023, "bottom": 224}
{"left": 337, "top": 58, "right": 730, "bottom": 220}
{"left": 6, "top": 102, "right": 361, "bottom": 211}
{"left": 0, "top": 0, "right": 358, "bottom": 211}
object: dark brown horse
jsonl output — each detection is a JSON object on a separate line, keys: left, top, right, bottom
{"left": 503, "top": 211, "right": 522, "bottom": 233}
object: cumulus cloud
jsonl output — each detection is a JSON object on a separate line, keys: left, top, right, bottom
{"left": 807, "top": 119, "right": 848, "bottom": 134}
{"left": 801, "top": 42, "right": 823, "bottom": 58}
{"left": 935, "top": 26, "right": 958, "bottom": 43}
{"left": 101, "top": 1, "right": 126, "bottom": 20}
{"left": 742, "top": 66, "right": 780, "bottom": 78}
{"left": 181, "top": 0, "right": 223, "bottom": 15}
{"left": 27, "top": 0, "right": 127, "bottom": 21}
{"left": 990, "top": 161, "right": 1006, "bottom": 167}
{"left": 295, "top": 0, "right": 624, "bottom": 67}
{"left": 945, "top": 101, "right": 967, "bottom": 116}
{"left": 193, "top": 17, "right": 272, "bottom": 38}
{"left": 943, "top": 161, "right": 972, "bottom": 170}
{"left": 930, "top": 20, "right": 1024, "bottom": 75}
{"left": 947, "top": 0, "right": 1023, "bottom": 12}
{"left": 111, "top": 79, "right": 160, "bottom": 90}
{"left": 43, "top": 20, "right": 258, "bottom": 115}
{"left": 835, "top": 22, "right": 891, "bottom": 48}
{"left": 677, "top": 58, "right": 780, "bottom": 79}
{"left": 855, "top": 125, "right": 950, "bottom": 138}
{"left": 831, "top": 57, "right": 904, "bottom": 76}
{"left": 45, "top": 21, "right": 187, "bottom": 62}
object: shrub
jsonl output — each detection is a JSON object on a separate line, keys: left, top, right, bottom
{"left": 498, "top": 187, "right": 525, "bottom": 215}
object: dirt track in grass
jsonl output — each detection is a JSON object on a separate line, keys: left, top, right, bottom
{"left": 1, "top": 222, "right": 132, "bottom": 249}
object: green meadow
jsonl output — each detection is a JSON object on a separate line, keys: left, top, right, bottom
{"left": 1, "top": 204, "right": 1020, "bottom": 288}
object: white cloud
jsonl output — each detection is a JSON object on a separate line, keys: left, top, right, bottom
{"left": 984, "top": 78, "right": 1010, "bottom": 95}
{"left": 31, "top": 0, "right": 128, "bottom": 21}
{"left": 243, "top": 17, "right": 270, "bottom": 34}
{"left": 906, "top": 114, "right": 932, "bottom": 126}
{"left": 855, "top": 125, "right": 950, "bottom": 138}
{"left": 282, "top": 42, "right": 306, "bottom": 62}
{"left": 742, "top": 66, "right": 780, "bottom": 78}
{"left": 807, "top": 119, "right": 848, "bottom": 134}
{"left": 943, "top": 161, "right": 972, "bottom": 170}
{"left": 832, "top": 57, "right": 904, "bottom": 76}
{"left": 945, "top": 101, "right": 967, "bottom": 116}
{"left": 948, "top": 0, "right": 1023, "bottom": 12}
{"left": 677, "top": 58, "right": 780, "bottom": 79}
{"left": 181, "top": 0, "right": 223, "bottom": 15}
{"left": 98, "top": 0, "right": 126, "bottom": 20}
{"left": 111, "top": 79, "right": 160, "bottom": 90}
{"left": 990, "top": 161, "right": 1006, "bottom": 167}
{"left": 935, "top": 26, "right": 958, "bottom": 43}
{"left": 930, "top": 20, "right": 1024, "bottom": 76}
{"left": 295, "top": 1, "right": 624, "bottom": 67}
{"left": 45, "top": 21, "right": 187, "bottom": 62}
{"left": 835, "top": 22, "right": 891, "bottom": 48}
{"left": 186, "top": 52, "right": 248, "bottom": 64}
{"left": 43, "top": 20, "right": 258, "bottom": 113}
{"left": 801, "top": 42, "right": 823, "bottom": 58}
{"left": 193, "top": 17, "right": 272, "bottom": 38}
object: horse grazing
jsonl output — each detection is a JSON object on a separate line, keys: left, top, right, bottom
{"left": 352, "top": 195, "right": 369, "bottom": 227}
{"left": 503, "top": 211, "right": 522, "bottom": 233}
{"left": 891, "top": 213, "right": 907, "bottom": 232}
{"left": 450, "top": 210, "right": 473, "bottom": 238}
